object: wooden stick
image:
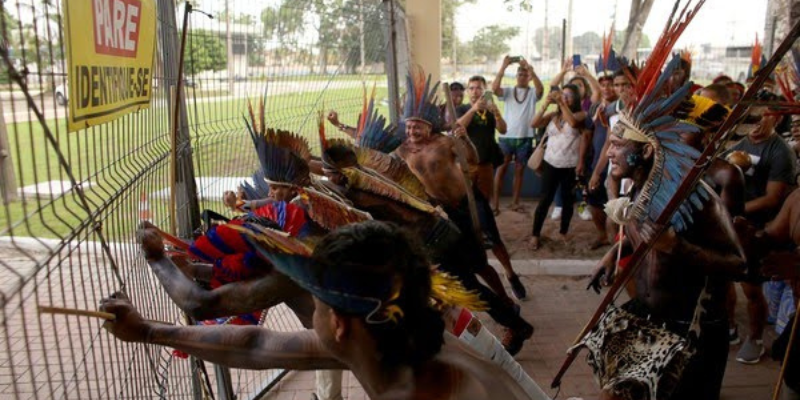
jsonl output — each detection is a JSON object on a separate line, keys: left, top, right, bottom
{"left": 38, "top": 305, "right": 173, "bottom": 326}
{"left": 550, "top": 16, "right": 800, "bottom": 390}
{"left": 39, "top": 306, "right": 115, "bottom": 321}
{"left": 772, "top": 300, "right": 800, "bottom": 400}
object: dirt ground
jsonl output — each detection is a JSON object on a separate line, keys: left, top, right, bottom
{"left": 493, "top": 198, "right": 610, "bottom": 260}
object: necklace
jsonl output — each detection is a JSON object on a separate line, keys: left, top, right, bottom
{"left": 513, "top": 86, "right": 530, "bottom": 104}
{"left": 476, "top": 110, "right": 487, "bottom": 122}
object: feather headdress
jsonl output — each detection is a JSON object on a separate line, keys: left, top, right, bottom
{"left": 245, "top": 99, "right": 312, "bottom": 187}
{"left": 595, "top": 27, "right": 621, "bottom": 77}
{"left": 356, "top": 83, "right": 403, "bottom": 153}
{"left": 353, "top": 147, "right": 428, "bottom": 198}
{"left": 747, "top": 34, "right": 773, "bottom": 83}
{"left": 320, "top": 114, "right": 436, "bottom": 213}
{"left": 239, "top": 222, "right": 487, "bottom": 326}
{"left": 608, "top": 0, "right": 712, "bottom": 233}
{"left": 766, "top": 70, "right": 800, "bottom": 116}
{"left": 629, "top": 0, "right": 704, "bottom": 108}
{"left": 398, "top": 66, "right": 444, "bottom": 137}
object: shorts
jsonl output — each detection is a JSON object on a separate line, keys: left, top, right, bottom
{"left": 498, "top": 138, "right": 534, "bottom": 162}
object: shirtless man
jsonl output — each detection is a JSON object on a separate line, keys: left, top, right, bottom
{"left": 393, "top": 118, "right": 535, "bottom": 355}
{"left": 590, "top": 123, "right": 746, "bottom": 400}
{"left": 101, "top": 221, "right": 534, "bottom": 400}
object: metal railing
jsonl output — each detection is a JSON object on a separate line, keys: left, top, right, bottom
{"left": 0, "top": 0, "right": 406, "bottom": 398}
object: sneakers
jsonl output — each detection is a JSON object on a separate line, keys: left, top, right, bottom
{"left": 502, "top": 323, "right": 534, "bottom": 356}
{"left": 550, "top": 206, "right": 562, "bottom": 220}
{"left": 736, "top": 337, "right": 765, "bottom": 364}
{"left": 728, "top": 325, "right": 741, "bottom": 345}
{"left": 508, "top": 274, "right": 527, "bottom": 300}
{"left": 578, "top": 204, "right": 592, "bottom": 221}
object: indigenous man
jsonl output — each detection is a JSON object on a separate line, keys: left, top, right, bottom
{"left": 101, "top": 221, "right": 537, "bottom": 400}
{"left": 394, "top": 71, "right": 535, "bottom": 355}
{"left": 587, "top": 55, "right": 746, "bottom": 400}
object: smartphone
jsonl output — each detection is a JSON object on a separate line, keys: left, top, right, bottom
{"left": 509, "top": 56, "right": 524, "bottom": 64}
{"left": 549, "top": 85, "right": 560, "bottom": 93}
{"left": 572, "top": 54, "right": 582, "bottom": 68}
{"left": 482, "top": 90, "right": 494, "bottom": 105}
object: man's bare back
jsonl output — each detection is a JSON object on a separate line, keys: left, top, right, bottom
{"left": 395, "top": 134, "right": 470, "bottom": 206}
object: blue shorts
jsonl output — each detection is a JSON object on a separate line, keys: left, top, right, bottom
{"left": 498, "top": 138, "right": 534, "bottom": 162}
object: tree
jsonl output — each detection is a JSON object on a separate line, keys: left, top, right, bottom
{"left": 186, "top": 30, "right": 227, "bottom": 74}
{"left": 573, "top": 31, "right": 602, "bottom": 57}
{"left": 309, "top": 0, "right": 344, "bottom": 74}
{"left": 339, "top": 0, "right": 385, "bottom": 73}
{"left": 620, "top": 0, "right": 655, "bottom": 58}
{"left": 441, "top": 0, "right": 477, "bottom": 71}
{"left": 533, "top": 26, "right": 562, "bottom": 60}
{"left": 471, "top": 25, "right": 520, "bottom": 63}
{"left": 261, "top": 1, "right": 306, "bottom": 65}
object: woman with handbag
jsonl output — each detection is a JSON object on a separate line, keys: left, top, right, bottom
{"left": 528, "top": 84, "right": 586, "bottom": 250}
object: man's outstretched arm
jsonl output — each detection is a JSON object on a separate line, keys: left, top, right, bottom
{"left": 101, "top": 294, "right": 343, "bottom": 371}
{"left": 140, "top": 227, "right": 307, "bottom": 321}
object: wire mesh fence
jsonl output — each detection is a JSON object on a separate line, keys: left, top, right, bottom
{"left": 0, "top": 0, "right": 405, "bottom": 398}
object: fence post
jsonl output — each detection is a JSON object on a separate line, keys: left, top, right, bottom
{"left": 156, "top": 0, "right": 209, "bottom": 399}
{"left": 383, "top": 0, "right": 400, "bottom": 126}
{"left": 158, "top": 0, "right": 201, "bottom": 239}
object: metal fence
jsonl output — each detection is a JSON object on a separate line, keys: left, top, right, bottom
{"left": 0, "top": 0, "right": 405, "bottom": 399}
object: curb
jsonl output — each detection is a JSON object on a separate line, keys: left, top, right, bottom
{"left": 488, "top": 258, "right": 597, "bottom": 276}
{"left": 0, "top": 236, "right": 600, "bottom": 277}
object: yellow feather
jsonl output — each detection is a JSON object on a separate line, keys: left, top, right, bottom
{"left": 430, "top": 271, "right": 488, "bottom": 311}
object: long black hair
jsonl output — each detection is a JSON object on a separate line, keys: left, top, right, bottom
{"left": 311, "top": 221, "right": 445, "bottom": 367}
{"left": 560, "top": 83, "right": 583, "bottom": 114}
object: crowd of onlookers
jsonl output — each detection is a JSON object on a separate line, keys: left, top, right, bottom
{"left": 445, "top": 54, "right": 799, "bottom": 398}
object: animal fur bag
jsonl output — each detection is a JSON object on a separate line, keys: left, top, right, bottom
{"left": 569, "top": 305, "right": 696, "bottom": 400}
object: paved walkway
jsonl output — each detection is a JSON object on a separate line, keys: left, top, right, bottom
{"left": 260, "top": 275, "right": 782, "bottom": 400}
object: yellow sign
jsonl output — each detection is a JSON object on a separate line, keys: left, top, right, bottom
{"left": 63, "top": 0, "right": 156, "bottom": 132}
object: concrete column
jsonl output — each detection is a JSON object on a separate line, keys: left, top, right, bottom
{"left": 406, "top": 0, "right": 441, "bottom": 82}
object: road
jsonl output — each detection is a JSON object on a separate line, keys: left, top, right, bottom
{"left": 1, "top": 79, "right": 386, "bottom": 124}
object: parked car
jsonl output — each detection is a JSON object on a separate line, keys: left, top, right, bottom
{"left": 54, "top": 83, "right": 67, "bottom": 106}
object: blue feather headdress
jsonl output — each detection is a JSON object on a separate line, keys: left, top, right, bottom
{"left": 240, "top": 169, "right": 271, "bottom": 200}
{"left": 610, "top": 55, "right": 712, "bottom": 232}
{"left": 244, "top": 99, "right": 312, "bottom": 188}
{"left": 397, "top": 66, "right": 444, "bottom": 137}
{"left": 356, "top": 84, "right": 403, "bottom": 153}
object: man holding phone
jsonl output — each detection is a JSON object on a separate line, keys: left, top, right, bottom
{"left": 491, "top": 55, "right": 543, "bottom": 216}
{"left": 456, "top": 75, "right": 528, "bottom": 301}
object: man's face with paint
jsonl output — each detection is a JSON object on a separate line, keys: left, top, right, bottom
{"left": 606, "top": 131, "right": 643, "bottom": 181}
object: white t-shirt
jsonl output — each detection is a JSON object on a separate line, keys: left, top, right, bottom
{"left": 499, "top": 86, "right": 538, "bottom": 139}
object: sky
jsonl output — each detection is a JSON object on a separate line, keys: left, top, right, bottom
{"left": 455, "top": 0, "right": 769, "bottom": 54}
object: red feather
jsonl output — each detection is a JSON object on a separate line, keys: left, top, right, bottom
{"left": 634, "top": 0, "right": 705, "bottom": 104}
{"left": 752, "top": 34, "right": 762, "bottom": 72}
{"left": 777, "top": 71, "right": 795, "bottom": 102}
{"left": 602, "top": 26, "right": 614, "bottom": 70}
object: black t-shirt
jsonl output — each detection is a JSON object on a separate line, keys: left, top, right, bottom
{"left": 729, "top": 134, "right": 796, "bottom": 225}
{"left": 456, "top": 104, "right": 498, "bottom": 165}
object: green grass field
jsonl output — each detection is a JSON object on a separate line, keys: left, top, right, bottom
{"left": 2, "top": 84, "right": 391, "bottom": 239}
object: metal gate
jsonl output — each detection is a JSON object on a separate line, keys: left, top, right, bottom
{"left": 0, "top": 0, "right": 406, "bottom": 398}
